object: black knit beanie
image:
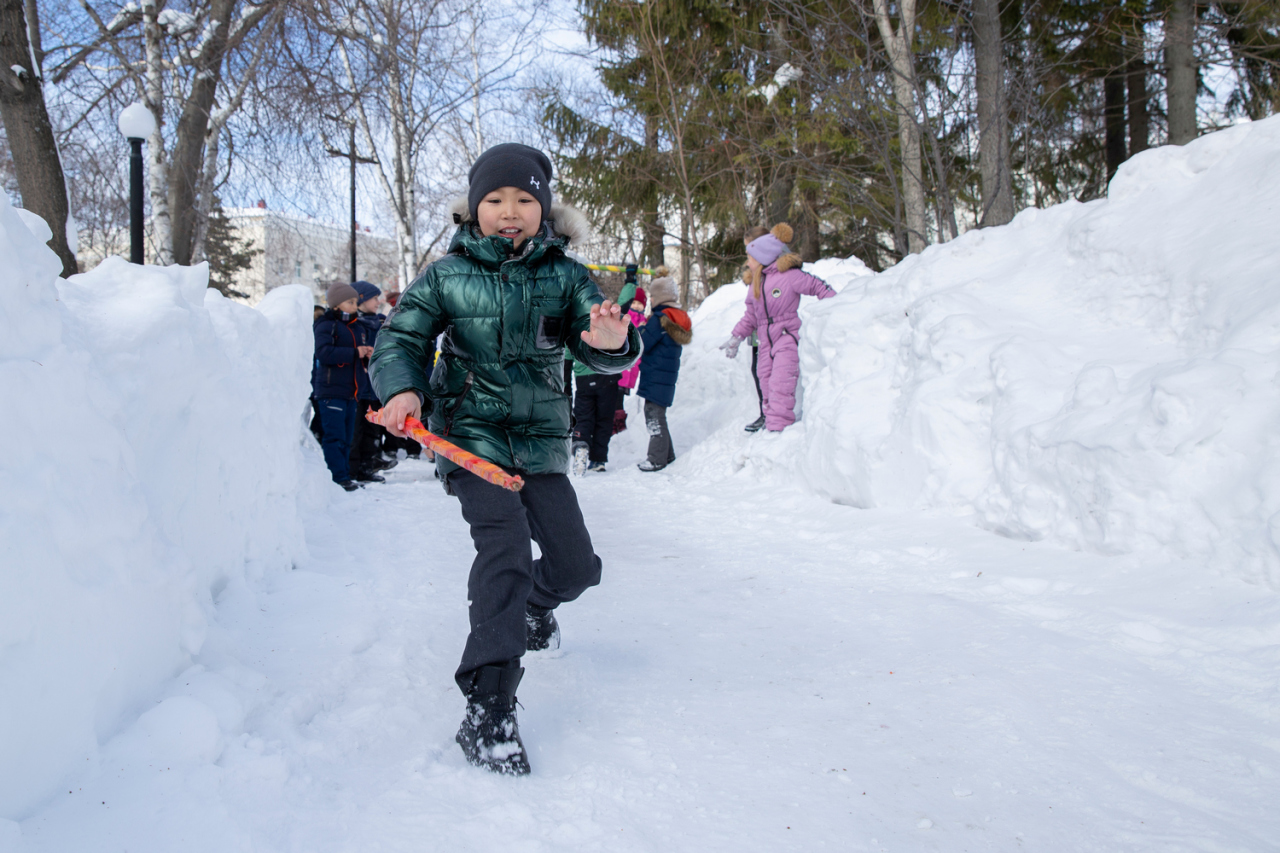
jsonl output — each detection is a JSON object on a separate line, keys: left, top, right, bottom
{"left": 467, "top": 143, "right": 553, "bottom": 222}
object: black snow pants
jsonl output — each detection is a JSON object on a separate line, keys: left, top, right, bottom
{"left": 750, "top": 345, "right": 764, "bottom": 417}
{"left": 572, "top": 373, "right": 621, "bottom": 463}
{"left": 349, "top": 399, "right": 384, "bottom": 475}
{"left": 447, "top": 468, "right": 603, "bottom": 693}
{"left": 643, "top": 400, "right": 676, "bottom": 467}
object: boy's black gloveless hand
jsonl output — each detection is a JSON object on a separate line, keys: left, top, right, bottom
{"left": 579, "top": 300, "right": 630, "bottom": 351}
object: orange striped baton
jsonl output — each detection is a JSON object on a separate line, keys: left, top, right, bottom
{"left": 367, "top": 410, "right": 525, "bottom": 492}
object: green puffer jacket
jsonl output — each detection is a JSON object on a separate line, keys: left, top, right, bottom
{"left": 369, "top": 202, "right": 642, "bottom": 475}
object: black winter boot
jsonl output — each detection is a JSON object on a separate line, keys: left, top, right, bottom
{"left": 744, "top": 415, "right": 767, "bottom": 433}
{"left": 456, "top": 664, "right": 530, "bottom": 776}
{"left": 525, "top": 603, "right": 560, "bottom": 652}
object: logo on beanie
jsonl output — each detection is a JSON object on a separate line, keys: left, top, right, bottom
{"left": 530, "top": 176, "right": 540, "bottom": 190}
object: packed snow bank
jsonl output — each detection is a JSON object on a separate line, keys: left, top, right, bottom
{"left": 0, "top": 194, "right": 322, "bottom": 819}
{"left": 674, "top": 116, "right": 1280, "bottom": 586}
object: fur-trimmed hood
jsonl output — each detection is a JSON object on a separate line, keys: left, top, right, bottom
{"left": 447, "top": 195, "right": 592, "bottom": 246}
{"left": 659, "top": 310, "right": 694, "bottom": 345}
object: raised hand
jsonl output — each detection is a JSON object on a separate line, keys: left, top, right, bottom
{"left": 580, "top": 299, "right": 630, "bottom": 351}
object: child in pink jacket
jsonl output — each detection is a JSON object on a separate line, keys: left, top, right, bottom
{"left": 720, "top": 224, "right": 835, "bottom": 431}
{"left": 617, "top": 286, "right": 647, "bottom": 396}
{"left": 611, "top": 286, "right": 648, "bottom": 435}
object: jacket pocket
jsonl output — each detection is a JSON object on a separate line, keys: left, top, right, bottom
{"left": 535, "top": 315, "right": 566, "bottom": 350}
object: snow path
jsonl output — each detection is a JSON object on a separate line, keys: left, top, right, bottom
{"left": 17, "top": 451, "right": 1280, "bottom": 852}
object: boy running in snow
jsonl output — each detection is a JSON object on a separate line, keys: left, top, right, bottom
{"left": 720, "top": 224, "right": 835, "bottom": 431}
{"left": 369, "top": 143, "right": 642, "bottom": 776}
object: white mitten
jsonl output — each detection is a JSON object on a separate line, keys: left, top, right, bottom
{"left": 718, "top": 335, "right": 743, "bottom": 359}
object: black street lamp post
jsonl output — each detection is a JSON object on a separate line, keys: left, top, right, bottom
{"left": 117, "top": 103, "right": 156, "bottom": 264}
{"left": 128, "top": 138, "right": 144, "bottom": 263}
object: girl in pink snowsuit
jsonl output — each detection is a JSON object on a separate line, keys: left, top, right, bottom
{"left": 722, "top": 224, "right": 835, "bottom": 431}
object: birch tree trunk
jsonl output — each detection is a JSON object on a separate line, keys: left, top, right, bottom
{"left": 0, "top": 0, "right": 77, "bottom": 275}
{"left": 142, "top": 0, "right": 172, "bottom": 264}
{"left": 386, "top": 62, "right": 418, "bottom": 289}
{"left": 973, "top": 0, "right": 1013, "bottom": 227}
{"left": 871, "top": 0, "right": 927, "bottom": 254}
{"left": 339, "top": 31, "right": 419, "bottom": 291}
{"left": 1165, "top": 0, "right": 1197, "bottom": 145}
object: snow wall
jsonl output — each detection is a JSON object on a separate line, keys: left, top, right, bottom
{"left": 675, "top": 115, "right": 1280, "bottom": 587}
{"left": 0, "top": 195, "right": 323, "bottom": 819}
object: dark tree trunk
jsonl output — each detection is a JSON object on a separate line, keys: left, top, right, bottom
{"left": 1165, "top": 0, "right": 1197, "bottom": 145}
{"left": 1127, "top": 54, "right": 1149, "bottom": 156}
{"left": 168, "top": 0, "right": 235, "bottom": 266}
{"left": 796, "top": 184, "right": 820, "bottom": 261}
{"left": 642, "top": 114, "right": 664, "bottom": 268}
{"left": 1104, "top": 69, "right": 1128, "bottom": 182}
{"left": 973, "top": 0, "right": 1014, "bottom": 226}
{"left": 0, "top": 0, "right": 76, "bottom": 277}
{"left": 767, "top": 162, "right": 793, "bottom": 229}
{"left": 764, "top": 14, "right": 794, "bottom": 233}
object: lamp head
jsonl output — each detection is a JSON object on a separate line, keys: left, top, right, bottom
{"left": 117, "top": 102, "right": 157, "bottom": 140}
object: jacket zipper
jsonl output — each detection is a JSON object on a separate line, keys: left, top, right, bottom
{"left": 442, "top": 371, "right": 474, "bottom": 437}
{"left": 347, "top": 320, "right": 359, "bottom": 399}
{"left": 759, "top": 272, "right": 776, "bottom": 351}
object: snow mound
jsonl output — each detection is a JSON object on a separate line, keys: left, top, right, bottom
{"left": 0, "top": 195, "right": 324, "bottom": 819}
{"left": 673, "top": 116, "right": 1280, "bottom": 586}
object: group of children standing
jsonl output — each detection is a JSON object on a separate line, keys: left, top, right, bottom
{"left": 311, "top": 279, "right": 405, "bottom": 490}
{"left": 310, "top": 219, "right": 831, "bottom": 491}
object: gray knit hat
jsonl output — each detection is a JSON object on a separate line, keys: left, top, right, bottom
{"left": 326, "top": 282, "right": 360, "bottom": 307}
{"left": 648, "top": 276, "right": 678, "bottom": 307}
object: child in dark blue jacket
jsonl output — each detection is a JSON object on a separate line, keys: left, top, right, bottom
{"left": 637, "top": 276, "right": 692, "bottom": 471}
{"left": 349, "top": 280, "right": 391, "bottom": 482}
{"left": 312, "top": 283, "right": 371, "bottom": 490}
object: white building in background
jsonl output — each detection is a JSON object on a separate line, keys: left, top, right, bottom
{"left": 224, "top": 203, "right": 399, "bottom": 305}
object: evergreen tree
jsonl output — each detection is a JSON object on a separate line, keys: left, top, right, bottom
{"left": 204, "top": 196, "right": 259, "bottom": 299}
{"left": 1219, "top": 0, "right": 1280, "bottom": 119}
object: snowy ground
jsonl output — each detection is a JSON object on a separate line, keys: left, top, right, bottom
{"left": 13, "top": 404, "right": 1279, "bottom": 852}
